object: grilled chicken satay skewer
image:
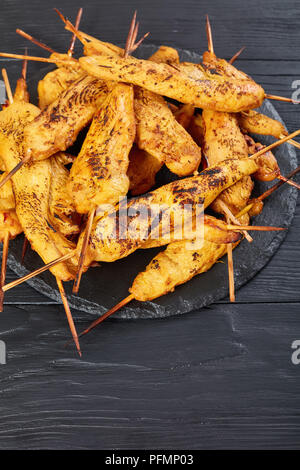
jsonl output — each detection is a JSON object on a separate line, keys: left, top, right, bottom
{"left": 63, "top": 11, "right": 201, "bottom": 179}
{"left": 6, "top": 158, "right": 297, "bottom": 296}
{"left": 4, "top": 131, "right": 300, "bottom": 289}
{"left": 57, "top": 14, "right": 265, "bottom": 112}
{"left": 204, "top": 16, "right": 299, "bottom": 104}
{"left": 0, "top": 68, "right": 26, "bottom": 309}
{"left": 0, "top": 51, "right": 110, "bottom": 190}
{"left": 3, "top": 156, "right": 261, "bottom": 293}
{"left": 77, "top": 223, "right": 284, "bottom": 338}
{"left": 0, "top": 66, "right": 81, "bottom": 355}
{"left": 76, "top": 160, "right": 299, "bottom": 338}
{"left": 202, "top": 23, "right": 254, "bottom": 300}
{"left": 71, "top": 12, "right": 146, "bottom": 293}
{"left": 203, "top": 19, "right": 300, "bottom": 192}
{"left": 238, "top": 110, "right": 300, "bottom": 151}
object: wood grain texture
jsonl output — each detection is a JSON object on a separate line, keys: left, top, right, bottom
{"left": 0, "top": 0, "right": 299, "bottom": 450}
{"left": 0, "top": 303, "right": 300, "bottom": 449}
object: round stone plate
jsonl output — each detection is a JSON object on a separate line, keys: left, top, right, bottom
{"left": 7, "top": 45, "right": 298, "bottom": 319}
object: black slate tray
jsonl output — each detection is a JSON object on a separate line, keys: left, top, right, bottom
{"left": 6, "top": 45, "right": 298, "bottom": 319}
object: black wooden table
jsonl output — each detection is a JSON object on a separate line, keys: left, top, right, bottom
{"left": 0, "top": 0, "right": 299, "bottom": 450}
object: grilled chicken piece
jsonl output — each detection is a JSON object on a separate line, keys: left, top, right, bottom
{"left": 188, "top": 114, "right": 205, "bottom": 147}
{"left": 0, "top": 211, "right": 22, "bottom": 241}
{"left": 38, "top": 66, "right": 85, "bottom": 109}
{"left": 244, "top": 135, "right": 280, "bottom": 182}
{"left": 68, "top": 83, "right": 136, "bottom": 214}
{"left": 131, "top": 238, "right": 229, "bottom": 301}
{"left": 24, "top": 75, "right": 113, "bottom": 161}
{"left": 173, "top": 104, "right": 195, "bottom": 129}
{"left": 238, "top": 110, "right": 288, "bottom": 138}
{"left": 0, "top": 101, "right": 76, "bottom": 280}
{"left": 202, "top": 50, "right": 251, "bottom": 80}
{"left": 49, "top": 153, "right": 81, "bottom": 237}
{"left": 134, "top": 87, "right": 201, "bottom": 176}
{"left": 127, "top": 145, "right": 162, "bottom": 196}
{"left": 147, "top": 45, "right": 180, "bottom": 65}
{"left": 79, "top": 54, "right": 265, "bottom": 112}
{"left": 142, "top": 214, "right": 242, "bottom": 248}
{"left": 73, "top": 157, "right": 258, "bottom": 267}
{"left": 202, "top": 109, "right": 254, "bottom": 215}
{"left": 0, "top": 172, "right": 15, "bottom": 211}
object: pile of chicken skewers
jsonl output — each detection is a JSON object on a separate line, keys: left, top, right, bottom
{"left": 0, "top": 9, "right": 299, "bottom": 356}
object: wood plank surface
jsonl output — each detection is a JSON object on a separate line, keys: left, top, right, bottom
{"left": 0, "top": 0, "right": 299, "bottom": 450}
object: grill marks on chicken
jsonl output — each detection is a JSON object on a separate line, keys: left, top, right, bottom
{"left": 68, "top": 83, "right": 135, "bottom": 214}
{"left": 134, "top": 86, "right": 201, "bottom": 176}
{"left": 130, "top": 239, "right": 228, "bottom": 301}
{"left": 38, "top": 66, "right": 85, "bottom": 109}
{"left": 74, "top": 157, "right": 258, "bottom": 267}
{"left": 0, "top": 102, "right": 77, "bottom": 281}
{"left": 24, "top": 75, "right": 113, "bottom": 161}
{"left": 79, "top": 54, "right": 265, "bottom": 112}
{"left": 202, "top": 110, "right": 254, "bottom": 216}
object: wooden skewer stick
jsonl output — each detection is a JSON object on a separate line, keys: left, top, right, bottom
{"left": 250, "top": 129, "right": 300, "bottom": 160}
{"left": 265, "top": 93, "right": 300, "bottom": 104}
{"left": 22, "top": 50, "right": 28, "bottom": 79}
{"left": 125, "top": 10, "right": 137, "bottom": 58}
{"left": 1, "top": 69, "right": 13, "bottom": 105}
{"left": 0, "top": 153, "right": 31, "bottom": 190}
{"left": 0, "top": 52, "right": 70, "bottom": 64}
{"left": 68, "top": 7, "right": 83, "bottom": 56}
{"left": 227, "top": 224, "right": 285, "bottom": 232}
{"left": 205, "top": 15, "right": 214, "bottom": 54}
{"left": 2, "top": 251, "right": 74, "bottom": 292}
{"left": 229, "top": 46, "right": 246, "bottom": 64}
{"left": 277, "top": 173, "right": 300, "bottom": 190}
{"left": 73, "top": 208, "right": 96, "bottom": 294}
{"left": 124, "top": 10, "right": 149, "bottom": 57}
{"left": 16, "top": 29, "right": 56, "bottom": 53}
{"left": 236, "top": 165, "right": 300, "bottom": 219}
{"left": 279, "top": 134, "right": 300, "bottom": 151}
{"left": 226, "top": 227, "right": 235, "bottom": 302}
{"left": 0, "top": 232, "right": 10, "bottom": 311}
{"left": 78, "top": 294, "right": 134, "bottom": 338}
{"left": 218, "top": 200, "right": 253, "bottom": 242}
{"left": 56, "top": 278, "right": 82, "bottom": 357}
{"left": 21, "top": 237, "right": 29, "bottom": 265}
{"left": 54, "top": 9, "right": 87, "bottom": 46}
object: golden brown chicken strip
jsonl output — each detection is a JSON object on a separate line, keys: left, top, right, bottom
{"left": 202, "top": 110, "right": 254, "bottom": 215}
{"left": 38, "top": 66, "right": 85, "bottom": 109}
{"left": 238, "top": 110, "right": 288, "bottom": 138}
{"left": 142, "top": 214, "right": 242, "bottom": 248}
{"left": 0, "top": 173, "right": 16, "bottom": 211}
{"left": 0, "top": 101, "right": 76, "bottom": 280}
{"left": 74, "top": 157, "right": 258, "bottom": 266}
{"left": 127, "top": 145, "right": 162, "bottom": 196}
{"left": 24, "top": 75, "right": 113, "bottom": 162}
{"left": 78, "top": 54, "right": 265, "bottom": 112}
{"left": 68, "top": 83, "right": 136, "bottom": 214}
{"left": 0, "top": 211, "right": 22, "bottom": 241}
{"left": 131, "top": 238, "right": 228, "bottom": 301}
{"left": 49, "top": 153, "right": 81, "bottom": 237}
{"left": 134, "top": 86, "right": 201, "bottom": 176}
